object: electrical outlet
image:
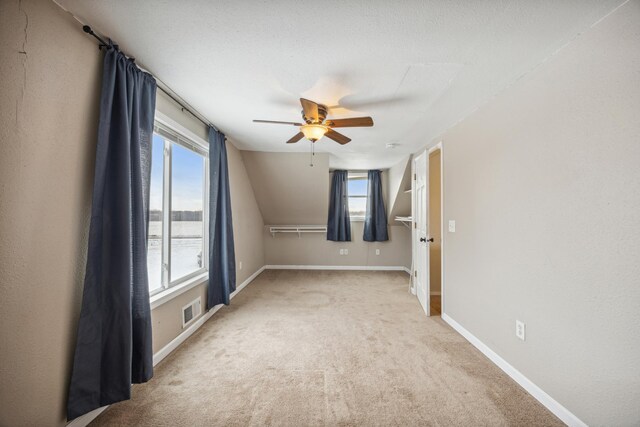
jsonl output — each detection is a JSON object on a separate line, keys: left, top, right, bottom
{"left": 344, "top": 249, "right": 349, "bottom": 255}
{"left": 339, "top": 249, "right": 344, "bottom": 255}
{"left": 239, "top": 261, "right": 243, "bottom": 270}
{"left": 375, "top": 249, "right": 380, "bottom": 255}
{"left": 448, "top": 220, "right": 456, "bottom": 232}
{"left": 516, "top": 320, "right": 525, "bottom": 341}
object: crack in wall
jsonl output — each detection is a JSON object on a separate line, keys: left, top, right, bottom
{"left": 16, "top": 0, "right": 29, "bottom": 126}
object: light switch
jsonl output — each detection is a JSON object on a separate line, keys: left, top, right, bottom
{"left": 448, "top": 220, "right": 456, "bottom": 232}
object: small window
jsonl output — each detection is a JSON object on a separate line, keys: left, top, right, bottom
{"left": 348, "top": 172, "right": 368, "bottom": 220}
{"left": 147, "top": 123, "right": 208, "bottom": 296}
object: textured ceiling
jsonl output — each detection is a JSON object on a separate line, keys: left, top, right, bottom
{"left": 55, "top": 0, "right": 622, "bottom": 169}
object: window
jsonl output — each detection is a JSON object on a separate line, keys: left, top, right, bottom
{"left": 348, "top": 172, "right": 368, "bottom": 220}
{"left": 147, "top": 123, "right": 208, "bottom": 296}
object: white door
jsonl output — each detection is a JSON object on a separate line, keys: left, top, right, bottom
{"left": 414, "top": 152, "right": 430, "bottom": 315}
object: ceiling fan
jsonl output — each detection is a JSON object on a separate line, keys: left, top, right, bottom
{"left": 253, "top": 98, "right": 374, "bottom": 145}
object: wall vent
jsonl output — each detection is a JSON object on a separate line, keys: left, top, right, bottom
{"left": 182, "top": 297, "right": 202, "bottom": 328}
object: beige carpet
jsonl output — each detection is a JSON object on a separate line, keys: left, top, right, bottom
{"left": 91, "top": 270, "right": 562, "bottom": 426}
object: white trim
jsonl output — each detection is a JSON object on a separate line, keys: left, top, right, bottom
{"left": 66, "top": 407, "right": 109, "bottom": 427}
{"left": 153, "top": 265, "right": 265, "bottom": 365}
{"left": 150, "top": 272, "right": 208, "bottom": 310}
{"left": 67, "top": 266, "right": 265, "bottom": 427}
{"left": 441, "top": 313, "right": 587, "bottom": 427}
{"left": 425, "top": 141, "right": 444, "bottom": 316}
{"left": 265, "top": 265, "right": 408, "bottom": 271}
{"left": 403, "top": 267, "right": 411, "bottom": 275}
{"left": 154, "top": 111, "right": 209, "bottom": 152}
{"left": 181, "top": 297, "right": 202, "bottom": 329}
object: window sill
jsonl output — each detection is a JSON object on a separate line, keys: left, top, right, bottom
{"left": 350, "top": 217, "right": 365, "bottom": 222}
{"left": 150, "top": 272, "right": 208, "bottom": 310}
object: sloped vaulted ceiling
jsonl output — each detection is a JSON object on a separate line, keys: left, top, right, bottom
{"left": 242, "top": 152, "right": 330, "bottom": 225}
{"left": 55, "top": 0, "right": 624, "bottom": 170}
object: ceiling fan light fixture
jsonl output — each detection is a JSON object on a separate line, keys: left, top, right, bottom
{"left": 300, "top": 124, "right": 328, "bottom": 142}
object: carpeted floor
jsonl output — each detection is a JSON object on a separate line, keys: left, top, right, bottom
{"left": 91, "top": 270, "right": 562, "bottom": 426}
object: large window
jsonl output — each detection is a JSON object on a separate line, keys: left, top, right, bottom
{"left": 348, "top": 172, "right": 368, "bottom": 220}
{"left": 147, "top": 123, "right": 208, "bottom": 296}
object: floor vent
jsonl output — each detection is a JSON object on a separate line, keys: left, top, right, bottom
{"left": 182, "top": 297, "right": 202, "bottom": 328}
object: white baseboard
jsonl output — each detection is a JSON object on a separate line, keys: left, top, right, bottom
{"left": 265, "top": 264, "right": 408, "bottom": 271}
{"left": 403, "top": 267, "right": 411, "bottom": 275}
{"left": 153, "top": 265, "right": 265, "bottom": 366}
{"left": 66, "top": 406, "right": 108, "bottom": 427}
{"left": 441, "top": 313, "right": 586, "bottom": 427}
{"left": 67, "top": 266, "right": 266, "bottom": 427}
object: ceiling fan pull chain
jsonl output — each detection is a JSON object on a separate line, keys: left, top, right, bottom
{"left": 309, "top": 141, "right": 314, "bottom": 167}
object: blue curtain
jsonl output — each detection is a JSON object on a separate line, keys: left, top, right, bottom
{"left": 363, "top": 170, "right": 389, "bottom": 242}
{"left": 207, "top": 127, "right": 236, "bottom": 309}
{"left": 327, "top": 170, "right": 351, "bottom": 241}
{"left": 67, "top": 47, "right": 156, "bottom": 421}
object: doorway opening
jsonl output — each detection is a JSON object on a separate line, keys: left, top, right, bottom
{"left": 428, "top": 148, "right": 442, "bottom": 316}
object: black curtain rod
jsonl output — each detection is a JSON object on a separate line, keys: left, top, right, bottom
{"left": 82, "top": 25, "right": 221, "bottom": 134}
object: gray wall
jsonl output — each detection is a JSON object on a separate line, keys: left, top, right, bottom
{"left": 437, "top": 1, "right": 640, "bottom": 425}
{"left": 0, "top": 2, "right": 264, "bottom": 425}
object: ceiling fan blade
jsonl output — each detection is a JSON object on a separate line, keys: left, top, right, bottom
{"left": 286, "top": 132, "right": 305, "bottom": 144}
{"left": 325, "top": 117, "right": 374, "bottom": 128}
{"left": 325, "top": 129, "right": 351, "bottom": 145}
{"left": 253, "top": 119, "right": 302, "bottom": 126}
{"left": 300, "top": 98, "right": 319, "bottom": 122}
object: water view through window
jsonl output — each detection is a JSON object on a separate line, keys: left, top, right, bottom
{"left": 147, "top": 132, "right": 206, "bottom": 294}
{"left": 170, "top": 142, "right": 204, "bottom": 282}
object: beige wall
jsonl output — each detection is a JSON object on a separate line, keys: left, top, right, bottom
{"left": 151, "top": 93, "right": 266, "bottom": 353}
{"left": 0, "top": 1, "right": 101, "bottom": 425}
{"left": 436, "top": 1, "right": 640, "bottom": 425}
{"left": 0, "top": 2, "right": 264, "bottom": 425}
{"left": 242, "top": 151, "right": 330, "bottom": 225}
{"left": 245, "top": 152, "right": 412, "bottom": 269}
{"left": 428, "top": 150, "right": 441, "bottom": 293}
{"left": 149, "top": 140, "right": 265, "bottom": 354}
{"left": 264, "top": 222, "right": 411, "bottom": 269}
{"left": 387, "top": 155, "right": 412, "bottom": 219}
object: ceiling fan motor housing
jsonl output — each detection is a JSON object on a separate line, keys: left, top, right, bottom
{"left": 302, "top": 103, "right": 328, "bottom": 124}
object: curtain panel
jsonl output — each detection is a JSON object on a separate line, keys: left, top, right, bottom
{"left": 207, "top": 127, "right": 237, "bottom": 309}
{"left": 67, "top": 47, "right": 156, "bottom": 421}
{"left": 327, "top": 170, "right": 351, "bottom": 241}
{"left": 363, "top": 170, "right": 389, "bottom": 242}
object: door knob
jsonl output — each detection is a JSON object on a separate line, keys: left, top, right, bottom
{"left": 420, "top": 237, "right": 434, "bottom": 243}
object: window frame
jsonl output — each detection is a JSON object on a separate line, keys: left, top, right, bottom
{"left": 148, "top": 115, "right": 209, "bottom": 299}
{"left": 347, "top": 172, "right": 368, "bottom": 222}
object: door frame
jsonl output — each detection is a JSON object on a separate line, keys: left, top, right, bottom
{"left": 412, "top": 150, "right": 429, "bottom": 315}
{"left": 427, "top": 142, "right": 444, "bottom": 315}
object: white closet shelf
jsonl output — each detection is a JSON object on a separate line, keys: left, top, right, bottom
{"left": 269, "top": 225, "right": 327, "bottom": 238}
{"left": 394, "top": 216, "right": 413, "bottom": 229}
